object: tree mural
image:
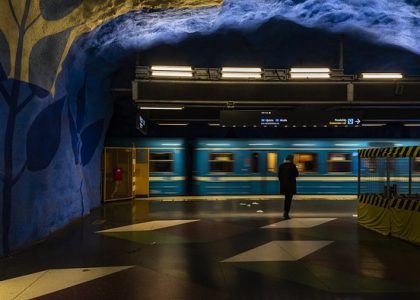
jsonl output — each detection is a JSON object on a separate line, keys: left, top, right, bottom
{"left": 0, "top": 0, "right": 223, "bottom": 256}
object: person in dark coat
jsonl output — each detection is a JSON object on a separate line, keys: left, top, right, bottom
{"left": 278, "top": 155, "right": 299, "bottom": 219}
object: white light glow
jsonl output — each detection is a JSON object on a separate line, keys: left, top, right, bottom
{"left": 290, "top": 68, "right": 331, "bottom": 73}
{"left": 334, "top": 143, "right": 360, "bottom": 147}
{"left": 161, "top": 143, "right": 181, "bottom": 146}
{"left": 222, "top": 73, "right": 262, "bottom": 79}
{"left": 222, "top": 67, "right": 262, "bottom": 73}
{"left": 292, "top": 144, "right": 316, "bottom": 146}
{"left": 290, "top": 73, "right": 330, "bottom": 79}
{"left": 158, "top": 123, "right": 189, "bottom": 126}
{"left": 361, "top": 73, "right": 403, "bottom": 79}
{"left": 361, "top": 123, "right": 386, "bottom": 127}
{"left": 140, "top": 106, "right": 184, "bottom": 110}
{"left": 208, "top": 123, "right": 220, "bottom": 126}
{"left": 151, "top": 65, "right": 192, "bottom": 71}
{"left": 206, "top": 143, "right": 230, "bottom": 146}
{"left": 249, "top": 143, "right": 273, "bottom": 146}
{"left": 404, "top": 124, "right": 420, "bottom": 127}
{"left": 151, "top": 71, "right": 192, "bottom": 77}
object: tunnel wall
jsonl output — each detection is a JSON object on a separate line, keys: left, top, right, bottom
{"left": 1, "top": 0, "right": 420, "bottom": 256}
{"left": 0, "top": 0, "right": 222, "bottom": 256}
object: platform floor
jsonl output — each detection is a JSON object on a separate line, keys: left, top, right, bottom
{"left": 1, "top": 199, "right": 420, "bottom": 299}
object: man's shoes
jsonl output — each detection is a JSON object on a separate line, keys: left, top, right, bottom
{"left": 283, "top": 214, "right": 290, "bottom": 219}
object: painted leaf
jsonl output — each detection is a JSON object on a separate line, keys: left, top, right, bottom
{"left": 28, "top": 83, "right": 50, "bottom": 98}
{"left": 29, "top": 28, "right": 72, "bottom": 91}
{"left": 26, "top": 97, "right": 65, "bottom": 171}
{"left": 67, "top": 104, "right": 79, "bottom": 164}
{"left": 40, "top": 0, "right": 83, "bottom": 20}
{"left": 0, "top": 30, "right": 10, "bottom": 78}
{"left": 80, "top": 118, "right": 105, "bottom": 166}
{"left": 76, "top": 85, "right": 85, "bottom": 131}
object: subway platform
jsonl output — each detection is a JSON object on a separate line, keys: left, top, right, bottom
{"left": 1, "top": 199, "right": 420, "bottom": 299}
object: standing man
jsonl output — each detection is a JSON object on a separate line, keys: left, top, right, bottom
{"left": 278, "top": 155, "right": 299, "bottom": 219}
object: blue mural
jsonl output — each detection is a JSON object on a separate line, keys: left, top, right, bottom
{"left": 1, "top": 0, "right": 420, "bottom": 256}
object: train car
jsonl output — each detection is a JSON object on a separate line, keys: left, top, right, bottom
{"left": 193, "top": 139, "right": 420, "bottom": 196}
{"left": 105, "top": 138, "right": 186, "bottom": 197}
{"left": 104, "top": 138, "right": 420, "bottom": 198}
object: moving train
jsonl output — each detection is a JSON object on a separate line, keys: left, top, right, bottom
{"left": 104, "top": 138, "right": 420, "bottom": 198}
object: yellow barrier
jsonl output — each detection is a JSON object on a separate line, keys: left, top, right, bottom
{"left": 358, "top": 194, "right": 420, "bottom": 245}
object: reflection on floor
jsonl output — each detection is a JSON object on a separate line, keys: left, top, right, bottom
{"left": 1, "top": 199, "right": 420, "bottom": 299}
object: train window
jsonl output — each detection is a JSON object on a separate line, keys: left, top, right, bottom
{"left": 267, "top": 152, "right": 278, "bottom": 173}
{"left": 251, "top": 152, "right": 259, "bottom": 173}
{"left": 413, "top": 158, "right": 420, "bottom": 172}
{"left": 149, "top": 152, "right": 173, "bottom": 172}
{"left": 209, "top": 153, "right": 234, "bottom": 172}
{"left": 327, "top": 153, "right": 352, "bottom": 173}
{"left": 293, "top": 153, "right": 318, "bottom": 173}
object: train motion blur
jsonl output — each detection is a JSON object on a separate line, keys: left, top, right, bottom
{"left": 105, "top": 138, "right": 420, "bottom": 197}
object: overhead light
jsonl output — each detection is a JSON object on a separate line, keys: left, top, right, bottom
{"left": 206, "top": 143, "right": 230, "bottom": 146}
{"left": 334, "top": 143, "right": 360, "bottom": 147}
{"left": 222, "top": 67, "right": 262, "bottom": 79}
{"left": 208, "top": 123, "right": 220, "bottom": 126}
{"left": 158, "top": 123, "right": 189, "bottom": 126}
{"left": 292, "top": 143, "right": 315, "bottom": 146}
{"left": 361, "top": 73, "right": 403, "bottom": 79}
{"left": 151, "top": 66, "right": 192, "bottom": 71}
{"left": 249, "top": 143, "right": 273, "bottom": 146}
{"left": 161, "top": 143, "right": 181, "bottom": 146}
{"left": 404, "top": 123, "right": 420, "bottom": 127}
{"left": 140, "top": 105, "right": 184, "bottom": 110}
{"left": 151, "top": 65, "right": 193, "bottom": 77}
{"left": 361, "top": 123, "right": 386, "bottom": 127}
{"left": 290, "top": 68, "right": 331, "bottom": 79}
{"left": 290, "top": 68, "right": 331, "bottom": 73}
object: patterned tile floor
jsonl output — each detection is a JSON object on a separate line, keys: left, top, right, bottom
{"left": 1, "top": 199, "right": 420, "bottom": 299}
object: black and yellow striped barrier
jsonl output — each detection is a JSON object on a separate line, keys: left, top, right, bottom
{"left": 359, "top": 146, "right": 420, "bottom": 158}
{"left": 358, "top": 194, "right": 420, "bottom": 245}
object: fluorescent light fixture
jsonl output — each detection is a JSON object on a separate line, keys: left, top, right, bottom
{"left": 290, "top": 68, "right": 330, "bottom": 79}
{"left": 222, "top": 73, "right": 262, "bottom": 79}
{"left": 151, "top": 71, "right": 192, "bottom": 77}
{"left": 158, "top": 123, "right": 189, "bottom": 126}
{"left": 290, "top": 68, "right": 331, "bottom": 73}
{"left": 290, "top": 73, "right": 330, "bottom": 79}
{"left": 222, "top": 67, "right": 262, "bottom": 79}
{"left": 151, "top": 65, "right": 193, "bottom": 77}
{"left": 161, "top": 143, "right": 181, "bottom": 146}
{"left": 222, "top": 67, "right": 262, "bottom": 73}
{"left": 361, "top": 73, "right": 403, "bottom": 79}
{"left": 404, "top": 124, "right": 420, "bottom": 127}
{"left": 334, "top": 143, "right": 360, "bottom": 147}
{"left": 151, "top": 65, "right": 192, "bottom": 71}
{"left": 352, "top": 214, "right": 358, "bottom": 218}
{"left": 361, "top": 123, "right": 386, "bottom": 127}
{"left": 206, "top": 143, "right": 230, "bottom": 146}
{"left": 208, "top": 123, "right": 220, "bottom": 126}
{"left": 394, "top": 144, "right": 403, "bottom": 146}
{"left": 292, "top": 143, "right": 316, "bottom": 146}
{"left": 249, "top": 143, "right": 273, "bottom": 146}
{"left": 140, "top": 105, "right": 184, "bottom": 110}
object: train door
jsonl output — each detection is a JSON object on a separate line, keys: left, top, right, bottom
{"left": 250, "top": 151, "right": 279, "bottom": 195}
{"left": 135, "top": 149, "right": 149, "bottom": 197}
{"left": 103, "top": 147, "right": 135, "bottom": 202}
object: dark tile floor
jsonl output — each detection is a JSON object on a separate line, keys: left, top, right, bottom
{"left": 1, "top": 199, "right": 420, "bottom": 299}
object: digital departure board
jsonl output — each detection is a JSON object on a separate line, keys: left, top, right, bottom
{"left": 220, "top": 110, "right": 362, "bottom": 127}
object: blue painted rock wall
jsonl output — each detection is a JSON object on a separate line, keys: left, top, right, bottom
{"left": 1, "top": 0, "right": 420, "bottom": 256}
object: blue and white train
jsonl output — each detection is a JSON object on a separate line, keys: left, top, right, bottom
{"left": 105, "top": 138, "right": 420, "bottom": 197}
